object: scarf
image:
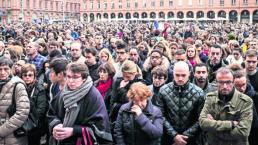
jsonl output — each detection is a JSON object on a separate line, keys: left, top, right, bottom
{"left": 62, "top": 76, "right": 93, "bottom": 127}
{"left": 97, "top": 77, "right": 112, "bottom": 99}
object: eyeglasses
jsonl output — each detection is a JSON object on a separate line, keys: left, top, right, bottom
{"left": 66, "top": 75, "right": 82, "bottom": 81}
{"left": 216, "top": 80, "right": 233, "bottom": 85}
{"left": 22, "top": 74, "right": 34, "bottom": 78}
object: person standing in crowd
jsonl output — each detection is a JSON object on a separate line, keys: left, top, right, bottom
{"left": 245, "top": 49, "right": 258, "bottom": 92}
{"left": 229, "top": 64, "right": 258, "bottom": 145}
{"left": 84, "top": 48, "right": 100, "bottom": 82}
{"left": 95, "top": 62, "right": 116, "bottom": 114}
{"left": 99, "top": 48, "right": 114, "bottom": 64}
{"left": 193, "top": 63, "right": 217, "bottom": 95}
{"left": 114, "top": 82, "right": 163, "bottom": 145}
{"left": 148, "top": 66, "right": 168, "bottom": 106}
{"left": 21, "top": 64, "right": 48, "bottom": 145}
{"left": 70, "top": 42, "right": 86, "bottom": 64}
{"left": 206, "top": 44, "right": 228, "bottom": 83}
{"left": 48, "top": 62, "right": 112, "bottom": 145}
{"left": 0, "top": 57, "right": 30, "bottom": 145}
{"left": 199, "top": 67, "right": 253, "bottom": 145}
{"left": 129, "top": 47, "right": 144, "bottom": 70}
{"left": 26, "top": 42, "right": 47, "bottom": 76}
{"left": 156, "top": 61, "right": 205, "bottom": 145}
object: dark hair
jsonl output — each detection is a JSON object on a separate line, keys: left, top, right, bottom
{"left": 175, "top": 49, "right": 186, "bottom": 55}
{"left": 116, "top": 41, "right": 128, "bottom": 52}
{"left": 84, "top": 48, "right": 98, "bottom": 57}
{"left": 0, "top": 57, "right": 13, "bottom": 68}
{"left": 49, "top": 49, "right": 63, "bottom": 60}
{"left": 98, "top": 63, "right": 116, "bottom": 77}
{"left": 211, "top": 44, "right": 222, "bottom": 51}
{"left": 151, "top": 66, "right": 168, "bottom": 79}
{"left": 49, "top": 57, "right": 68, "bottom": 75}
{"left": 66, "top": 62, "right": 89, "bottom": 79}
{"left": 194, "top": 63, "right": 208, "bottom": 73}
{"left": 21, "top": 64, "right": 37, "bottom": 78}
{"left": 150, "top": 49, "right": 163, "bottom": 57}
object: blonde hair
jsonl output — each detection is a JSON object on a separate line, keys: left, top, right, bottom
{"left": 99, "top": 48, "right": 114, "bottom": 64}
{"left": 127, "top": 82, "right": 152, "bottom": 101}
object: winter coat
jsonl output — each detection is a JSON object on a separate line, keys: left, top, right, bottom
{"left": 156, "top": 81, "right": 205, "bottom": 145}
{"left": 199, "top": 89, "right": 253, "bottom": 145}
{"left": 0, "top": 77, "right": 30, "bottom": 145}
{"left": 88, "top": 62, "right": 100, "bottom": 82}
{"left": 206, "top": 58, "right": 228, "bottom": 83}
{"left": 48, "top": 86, "right": 112, "bottom": 145}
{"left": 114, "top": 100, "right": 163, "bottom": 145}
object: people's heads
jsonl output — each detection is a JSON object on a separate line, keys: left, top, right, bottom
{"left": 232, "top": 48, "right": 242, "bottom": 60}
{"left": 0, "top": 41, "right": 5, "bottom": 53}
{"left": 116, "top": 41, "right": 128, "bottom": 63}
{"left": 66, "top": 62, "right": 89, "bottom": 90}
{"left": 13, "top": 59, "right": 26, "bottom": 76}
{"left": 249, "top": 39, "right": 258, "bottom": 50}
{"left": 186, "top": 45, "right": 196, "bottom": 59}
{"left": 129, "top": 47, "right": 140, "bottom": 63}
{"left": 244, "top": 49, "right": 258, "bottom": 74}
{"left": 127, "top": 82, "right": 152, "bottom": 109}
{"left": 70, "top": 42, "right": 83, "bottom": 60}
{"left": 94, "top": 33, "right": 103, "bottom": 46}
{"left": 99, "top": 48, "right": 113, "bottom": 64}
{"left": 216, "top": 67, "right": 234, "bottom": 95}
{"left": 47, "top": 41, "right": 60, "bottom": 53}
{"left": 21, "top": 64, "right": 36, "bottom": 85}
{"left": 26, "top": 42, "right": 40, "bottom": 56}
{"left": 194, "top": 63, "right": 208, "bottom": 83}
{"left": 110, "top": 38, "right": 117, "bottom": 48}
{"left": 98, "top": 63, "right": 116, "bottom": 81}
{"left": 49, "top": 58, "right": 69, "bottom": 84}
{"left": 150, "top": 49, "right": 163, "bottom": 67}
{"left": 175, "top": 49, "right": 187, "bottom": 62}
{"left": 169, "top": 42, "right": 179, "bottom": 56}
{"left": 228, "top": 63, "right": 247, "bottom": 93}
{"left": 122, "top": 60, "right": 138, "bottom": 82}
{"left": 209, "top": 44, "right": 223, "bottom": 65}
{"left": 173, "top": 61, "right": 190, "bottom": 86}
{"left": 0, "top": 57, "right": 13, "bottom": 80}
{"left": 151, "top": 66, "right": 168, "bottom": 87}
{"left": 84, "top": 48, "right": 97, "bottom": 66}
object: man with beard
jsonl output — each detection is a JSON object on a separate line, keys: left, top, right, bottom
{"left": 70, "top": 42, "right": 86, "bottom": 64}
{"left": 245, "top": 49, "right": 258, "bottom": 92}
{"left": 207, "top": 44, "right": 228, "bottom": 83}
{"left": 199, "top": 67, "right": 253, "bottom": 145}
{"left": 193, "top": 63, "right": 217, "bottom": 95}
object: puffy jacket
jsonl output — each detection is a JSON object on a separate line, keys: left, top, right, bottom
{"left": 0, "top": 77, "right": 30, "bottom": 145}
{"left": 156, "top": 81, "right": 205, "bottom": 145}
{"left": 199, "top": 89, "right": 253, "bottom": 145}
{"left": 114, "top": 100, "right": 163, "bottom": 145}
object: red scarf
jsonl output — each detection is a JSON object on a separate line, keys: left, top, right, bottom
{"left": 97, "top": 77, "right": 112, "bottom": 99}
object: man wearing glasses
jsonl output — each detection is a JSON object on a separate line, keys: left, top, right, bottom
{"left": 199, "top": 67, "right": 253, "bottom": 145}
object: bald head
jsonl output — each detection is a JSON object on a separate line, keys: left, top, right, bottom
{"left": 173, "top": 61, "right": 190, "bottom": 86}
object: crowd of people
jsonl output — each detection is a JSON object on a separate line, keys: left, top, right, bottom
{"left": 0, "top": 20, "right": 257, "bottom": 145}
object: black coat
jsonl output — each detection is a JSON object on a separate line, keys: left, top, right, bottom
{"left": 88, "top": 62, "right": 100, "bottom": 82}
{"left": 48, "top": 86, "right": 112, "bottom": 145}
{"left": 114, "top": 100, "right": 163, "bottom": 145}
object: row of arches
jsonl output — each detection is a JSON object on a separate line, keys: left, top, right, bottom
{"left": 83, "top": 10, "right": 258, "bottom": 23}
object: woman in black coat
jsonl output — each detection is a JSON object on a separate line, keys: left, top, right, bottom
{"left": 114, "top": 82, "right": 163, "bottom": 145}
{"left": 21, "top": 64, "right": 48, "bottom": 145}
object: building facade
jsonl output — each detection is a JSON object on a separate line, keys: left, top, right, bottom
{"left": 80, "top": 0, "right": 258, "bottom": 23}
{"left": 0, "top": 0, "right": 258, "bottom": 23}
{"left": 0, "top": 0, "right": 80, "bottom": 23}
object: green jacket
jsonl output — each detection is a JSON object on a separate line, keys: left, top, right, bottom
{"left": 199, "top": 89, "right": 253, "bottom": 145}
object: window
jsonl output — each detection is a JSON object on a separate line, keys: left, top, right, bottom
{"left": 143, "top": 0, "right": 146, "bottom": 8}
{"left": 70, "top": 3, "right": 73, "bottom": 12}
{"left": 27, "top": 0, "right": 30, "bottom": 9}
{"left": 209, "top": 0, "right": 213, "bottom": 6}
{"left": 111, "top": 0, "right": 115, "bottom": 9}
{"left": 39, "top": 0, "right": 42, "bottom": 9}
{"left": 188, "top": 0, "right": 192, "bottom": 5}
{"left": 256, "top": 0, "right": 258, "bottom": 4}
{"left": 135, "top": 1, "right": 138, "bottom": 8}
{"left": 56, "top": 1, "right": 58, "bottom": 11}
{"left": 169, "top": 0, "right": 173, "bottom": 6}
{"left": 160, "top": 0, "right": 164, "bottom": 7}
{"left": 119, "top": 0, "right": 122, "bottom": 9}
{"left": 33, "top": 0, "right": 36, "bottom": 8}
{"left": 220, "top": 0, "right": 224, "bottom": 6}
{"left": 151, "top": 0, "right": 155, "bottom": 7}
{"left": 50, "top": 1, "right": 53, "bottom": 10}
{"left": 90, "top": 1, "right": 93, "bottom": 10}
{"left": 198, "top": 0, "right": 203, "bottom": 5}
{"left": 7, "top": 0, "right": 10, "bottom": 7}
{"left": 104, "top": 0, "right": 107, "bottom": 9}
{"left": 231, "top": 0, "right": 236, "bottom": 6}
{"left": 243, "top": 0, "right": 248, "bottom": 5}
{"left": 97, "top": 0, "right": 100, "bottom": 9}
{"left": 126, "top": 0, "right": 130, "bottom": 8}
{"left": 66, "top": 2, "right": 68, "bottom": 11}
{"left": 178, "top": 0, "right": 182, "bottom": 6}
{"left": 45, "top": 0, "right": 47, "bottom": 10}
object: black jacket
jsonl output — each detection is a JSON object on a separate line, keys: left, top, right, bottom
{"left": 114, "top": 100, "right": 163, "bottom": 145}
{"left": 157, "top": 81, "right": 205, "bottom": 145}
{"left": 48, "top": 86, "right": 112, "bottom": 145}
{"left": 88, "top": 62, "right": 100, "bottom": 82}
